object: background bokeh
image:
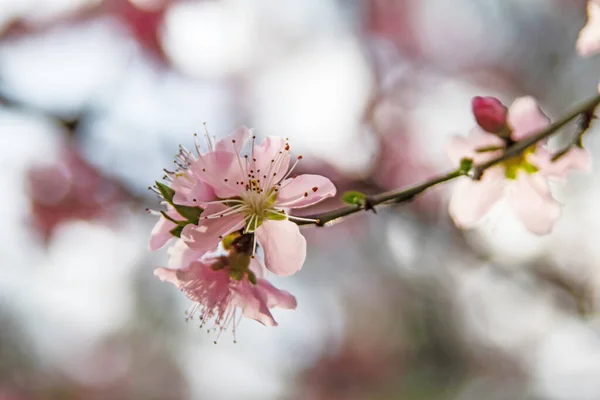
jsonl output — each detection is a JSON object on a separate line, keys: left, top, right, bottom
{"left": 1, "top": 0, "right": 600, "bottom": 399}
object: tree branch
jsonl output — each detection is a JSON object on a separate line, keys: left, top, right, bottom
{"left": 295, "top": 94, "right": 600, "bottom": 227}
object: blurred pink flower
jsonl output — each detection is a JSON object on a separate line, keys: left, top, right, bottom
{"left": 577, "top": 0, "right": 600, "bottom": 56}
{"left": 447, "top": 96, "right": 590, "bottom": 235}
{"left": 27, "top": 145, "right": 123, "bottom": 242}
{"left": 154, "top": 254, "right": 297, "bottom": 336}
{"left": 181, "top": 128, "right": 336, "bottom": 276}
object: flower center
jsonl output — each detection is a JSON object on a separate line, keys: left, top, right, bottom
{"left": 503, "top": 145, "right": 538, "bottom": 179}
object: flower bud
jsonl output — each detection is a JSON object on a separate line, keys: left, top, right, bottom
{"left": 472, "top": 96, "right": 508, "bottom": 134}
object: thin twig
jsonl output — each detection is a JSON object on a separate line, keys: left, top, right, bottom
{"left": 295, "top": 94, "right": 600, "bottom": 227}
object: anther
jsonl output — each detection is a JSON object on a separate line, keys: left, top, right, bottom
{"left": 304, "top": 192, "right": 308, "bottom": 197}
{"left": 312, "top": 187, "right": 318, "bottom": 192}
{"left": 298, "top": 155, "right": 303, "bottom": 159}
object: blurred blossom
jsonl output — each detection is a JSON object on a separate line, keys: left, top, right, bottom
{"left": 26, "top": 144, "right": 124, "bottom": 242}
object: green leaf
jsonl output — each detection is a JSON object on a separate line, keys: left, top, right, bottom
{"left": 174, "top": 205, "right": 203, "bottom": 224}
{"left": 155, "top": 181, "right": 175, "bottom": 204}
{"left": 169, "top": 225, "right": 184, "bottom": 238}
{"left": 459, "top": 158, "right": 474, "bottom": 174}
{"left": 342, "top": 190, "right": 367, "bottom": 206}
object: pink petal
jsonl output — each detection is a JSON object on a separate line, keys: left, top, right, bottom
{"left": 275, "top": 174, "right": 336, "bottom": 209}
{"left": 172, "top": 174, "right": 215, "bottom": 206}
{"left": 508, "top": 172, "right": 561, "bottom": 235}
{"left": 232, "top": 281, "right": 277, "bottom": 326}
{"left": 446, "top": 128, "right": 505, "bottom": 165}
{"left": 577, "top": 1, "right": 600, "bottom": 57}
{"left": 153, "top": 267, "right": 181, "bottom": 288}
{"left": 256, "top": 279, "right": 297, "bottom": 310}
{"left": 448, "top": 167, "right": 506, "bottom": 229}
{"left": 167, "top": 239, "right": 207, "bottom": 269}
{"left": 255, "top": 220, "right": 307, "bottom": 276}
{"left": 529, "top": 147, "right": 592, "bottom": 181}
{"left": 181, "top": 205, "right": 245, "bottom": 252}
{"left": 191, "top": 151, "right": 244, "bottom": 198}
{"left": 148, "top": 206, "right": 180, "bottom": 251}
{"left": 507, "top": 97, "right": 550, "bottom": 141}
{"left": 215, "top": 126, "right": 251, "bottom": 154}
{"left": 249, "top": 257, "right": 266, "bottom": 279}
{"left": 253, "top": 136, "right": 291, "bottom": 184}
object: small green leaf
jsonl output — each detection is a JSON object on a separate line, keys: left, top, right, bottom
{"left": 174, "top": 205, "right": 203, "bottom": 224}
{"left": 160, "top": 210, "right": 179, "bottom": 224}
{"left": 459, "top": 158, "right": 474, "bottom": 174}
{"left": 155, "top": 181, "right": 175, "bottom": 204}
{"left": 266, "top": 211, "right": 287, "bottom": 221}
{"left": 342, "top": 190, "right": 367, "bottom": 206}
{"left": 169, "top": 225, "right": 184, "bottom": 238}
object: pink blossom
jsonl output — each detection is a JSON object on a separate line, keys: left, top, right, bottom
{"left": 447, "top": 96, "right": 590, "bottom": 235}
{"left": 154, "top": 255, "right": 297, "bottom": 337}
{"left": 147, "top": 128, "right": 248, "bottom": 251}
{"left": 181, "top": 130, "right": 336, "bottom": 276}
{"left": 577, "top": 0, "right": 600, "bottom": 57}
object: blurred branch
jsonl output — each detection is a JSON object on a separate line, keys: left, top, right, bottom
{"left": 296, "top": 93, "right": 600, "bottom": 227}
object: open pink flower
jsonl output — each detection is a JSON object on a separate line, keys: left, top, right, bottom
{"left": 147, "top": 129, "right": 251, "bottom": 251}
{"left": 577, "top": 0, "right": 600, "bottom": 57}
{"left": 181, "top": 130, "right": 336, "bottom": 276}
{"left": 154, "top": 255, "right": 297, "bottom": 338}
{"left": 447, "top": 96, "right": 590, "bottom": 235}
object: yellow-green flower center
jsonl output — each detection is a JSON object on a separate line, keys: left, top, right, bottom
{"left": 503, "top": 146, "right": 538, "bottom": 179}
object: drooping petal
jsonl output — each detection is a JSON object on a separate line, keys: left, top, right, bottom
{"left": 528, "top": 147, "right": 591, "bottom": 181}
{"left": 446, "top": 129, "right": 505, "bottom": 165}
{"left": 253, "top": 136, "right": 291, "bottom": 184}
{"left": 153, "top": 267, "right": 181, "bottom": 288}
{"left": 191, "top": 151, "right": 244, "bottom": 198}
{"left": 215, "top": 126, "right": 252, "bottom": 154}
{"left": 249, "top": 257, "right": 266, "bottom": 279}
{"left": 256, "top": 279, "right": 297, "bottom": 310}
{"left": 167, "top": 239, "right": 207, "bottom": 269}
{"left": 232, "top": 281, "right": 277, "bottom": 326}
{"left": 577, "top": 0, "right": 600, "bottom": 57}
{"left": 255, "top": 219, "right": 307, "bottom": 276}
{"left": 448, "top": 167, "right": 506, "bottom": 229}
{"left": 149, "top": 206, "right": 180, "bottom": 251}
{"left": 507, "top": 97, "right": 550, "bottom": 141}
{"left": 508, "top": 172, "right": 561, "bottom": 235}
{"left": 181, "top": 204, "right": 245, "bottom": 252}
{"left": 275, "top": 174, "right": 336, "bottom": 209}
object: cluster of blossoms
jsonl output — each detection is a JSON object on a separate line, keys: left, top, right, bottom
{"left": 149, "top": 127, "right": 336, "bottom": 340}
{"left": 447, "top": 96, "right": 590, "bottom": 235}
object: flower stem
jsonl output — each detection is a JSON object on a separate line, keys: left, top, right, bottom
{"left": 294, "top": 93, "right": 600, "bottom": 227}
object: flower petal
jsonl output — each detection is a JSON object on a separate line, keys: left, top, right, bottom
{"left": 167, "top": 239, "right": 207, "bottom": 269}
{"left": 577, "top": 0, "right": 600, "bottom": 57}
{"left": 255, "top": 219, "right": 307, "bottom": 276}
{"left": 149, "top": 206, "right": 180, "bottom": 250}
{"left": 275, "top": 174, "right": 336, "bottom": 209}
{"left": 232, "top": 281, "right": 277, "bottom": 326}
{"left": 153, "top": 267, "right": 181, "bottom": 288}
{"left": 256, "top": 279, "right": 297, "bottom": 310}
{"left": 508, "top": 172, "right": 561, "bottom": 235}
{"left": 191, "top": 151, "right": 244, "bottom": 198}
{"left": 507, "top": 97, "right": 550, "bottom": 141}
{"left": 215, "top": 126, "right": 251, "bottom": 154}
{"left": 446, "top": 129, "right": 504, "bottom": 165}
{"left": 448, "top": 167, "right": 506, "bottom": 229}
{"left": 172, "top": 174, "right": 215, "bottom": 206}
{"left": 253, "top": 136, "right": 291, "bottom": 184}
{"left": 181, "top": 205, "right": 245, "bottom": 252}
{"left": 529, "top": 147, "right": 591, "bottom": 181}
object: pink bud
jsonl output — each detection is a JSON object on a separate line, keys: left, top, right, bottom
{"left": 472, "top": 96, "right": 508, "bottom": 133}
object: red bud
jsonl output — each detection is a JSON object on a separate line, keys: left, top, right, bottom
{"left": 472, "top": 96, "right": 507, "bottom": 133}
